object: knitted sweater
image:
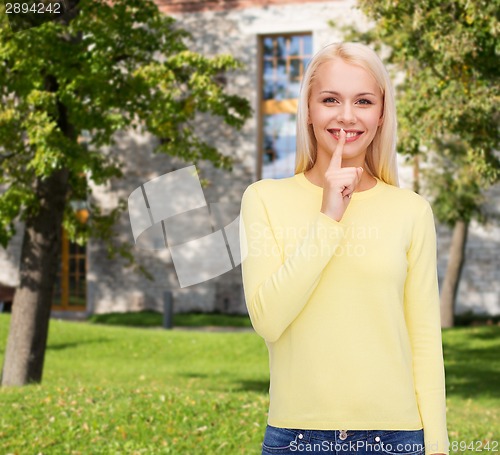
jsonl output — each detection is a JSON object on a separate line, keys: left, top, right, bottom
{"left": 239, "top": 172, "right": 449, "bottom": 455}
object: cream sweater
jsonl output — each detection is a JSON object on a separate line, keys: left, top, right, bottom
{"left": 239, "top": 172, "right": 449, "bottom": 455}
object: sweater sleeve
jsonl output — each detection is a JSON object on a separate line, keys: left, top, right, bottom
{"left": 403, "top": 201, "right": 449, "bottom": 455}
{"left": 239, "top": 183, "right": 345, "bottom": 343}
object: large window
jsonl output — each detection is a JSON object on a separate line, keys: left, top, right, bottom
{"left": 259, "top": 34, "right": 312, "bottom": 179}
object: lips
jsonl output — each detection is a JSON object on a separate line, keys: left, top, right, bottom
{"left": 327, "top": 128, "right": 364, "bottom": 142}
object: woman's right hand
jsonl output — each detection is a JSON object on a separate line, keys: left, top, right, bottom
{"left": 320, "top": 128, "right": 364, "bottom": 222}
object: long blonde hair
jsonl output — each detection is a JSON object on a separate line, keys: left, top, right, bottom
{"left": 295, "top": 42, "right": 399, "bottom": 186}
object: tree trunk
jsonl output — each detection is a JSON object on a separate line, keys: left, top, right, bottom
{"left": 440, "top": 219, "right": 469, "bottom": 328}
{"left": 1, "top": 167, "right": 70, "bottom": 386}
{"left": 1, "top": 71, "right": 74, "bottom": 386}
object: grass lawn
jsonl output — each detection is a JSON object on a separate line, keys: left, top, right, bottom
{"left": 0, "top": 314, "right": 499, "bottom": 454}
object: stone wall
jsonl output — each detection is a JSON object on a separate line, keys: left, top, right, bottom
{"left": 437, "top": 185, "right": 500, "bottom": 316}
{"left": 85, "top": 127, "right": 248, "bottom": 315}
{"left": 0, "top": 221, "right": 23, "bottom": 288}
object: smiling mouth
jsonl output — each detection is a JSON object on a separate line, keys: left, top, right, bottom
{"left": 328, "top": 129, "right": 364, "bottom": 139}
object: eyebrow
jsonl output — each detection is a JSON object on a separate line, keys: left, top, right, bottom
{"left": 319, "top": 91, "right": 377, "bottom": 97}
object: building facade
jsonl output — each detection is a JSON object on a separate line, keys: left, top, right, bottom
{"left": 1, "top": 0, "right": 499, "bottom": 317}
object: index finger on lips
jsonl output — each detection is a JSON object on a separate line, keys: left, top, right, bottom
{"left": 328, "top": 128, "right": 345, "bottom": 171}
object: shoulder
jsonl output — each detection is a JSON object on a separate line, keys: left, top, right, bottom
{"left": 242, "top": 175, "right": 298, "bottom": 202}
{"left": 380, "top": 183, "right": 437, "bottom": 239}
{"left": 379, "top": 181, "right": 432, "bottom": 214}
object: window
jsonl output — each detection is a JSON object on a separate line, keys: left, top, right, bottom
{"left": 259, "top": 34, "right": 312, "bottom": 179}
{"left": 52, "top": 209, "right": 87, "bottom": 311}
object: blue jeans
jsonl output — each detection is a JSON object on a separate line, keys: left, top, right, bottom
{"left": 261, "top": 425, "right": 425, "bottom": 455}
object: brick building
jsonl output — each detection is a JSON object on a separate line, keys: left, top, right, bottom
{"left": 1, "top": 0, "right": 499, "bottom": 317}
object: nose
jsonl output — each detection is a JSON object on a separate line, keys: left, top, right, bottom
{"left": 337, "top": 104, "right": 356, "bottom": 125}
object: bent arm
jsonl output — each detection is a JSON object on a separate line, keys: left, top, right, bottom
{"left": 404, "top": 202, "right": 449, "bottom": 455}
{"left": 239, "top": 184, "right": 344, "bottom": 343}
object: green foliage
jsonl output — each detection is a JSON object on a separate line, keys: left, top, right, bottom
{"left": 0, "top": 0, "right": 252, "bottom": 267}
{"left": 338, "top": 0, "right": 499, "bottom": 224}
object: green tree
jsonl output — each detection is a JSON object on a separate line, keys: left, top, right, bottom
{"left": 0, "top": 0, "right": 251, "bottom": 386}
{"left": 340, "top": 0, "right": 499, "bottom": 327}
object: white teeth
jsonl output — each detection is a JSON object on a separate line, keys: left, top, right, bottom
{"left": 332, "top": 131, "right": 361, "bottom": 138}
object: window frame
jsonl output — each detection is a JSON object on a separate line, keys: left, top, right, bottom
{"left": 257, "top": 32, "right": 313, "bottom": 180}
{"left": 51, "top": 210, "right": 88, "bottom": 311}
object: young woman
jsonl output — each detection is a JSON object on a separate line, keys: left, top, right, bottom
{"left": 239, "top": 42, "right": 449, "bottom": 455}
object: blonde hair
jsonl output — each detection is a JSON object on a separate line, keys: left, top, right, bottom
{"left": 295, "top": 42, "right": 399, "bottom": 186}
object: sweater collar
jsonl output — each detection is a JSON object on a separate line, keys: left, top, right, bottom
{"left": 294, "top": 172, "right": 385, "bottom": 200}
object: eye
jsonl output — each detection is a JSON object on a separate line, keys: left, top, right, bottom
{"left": 357, "top": 99, "right": 373, "bottom": 105}
{"left": 322, "top": 97, "right": 338, "bottom": 104}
